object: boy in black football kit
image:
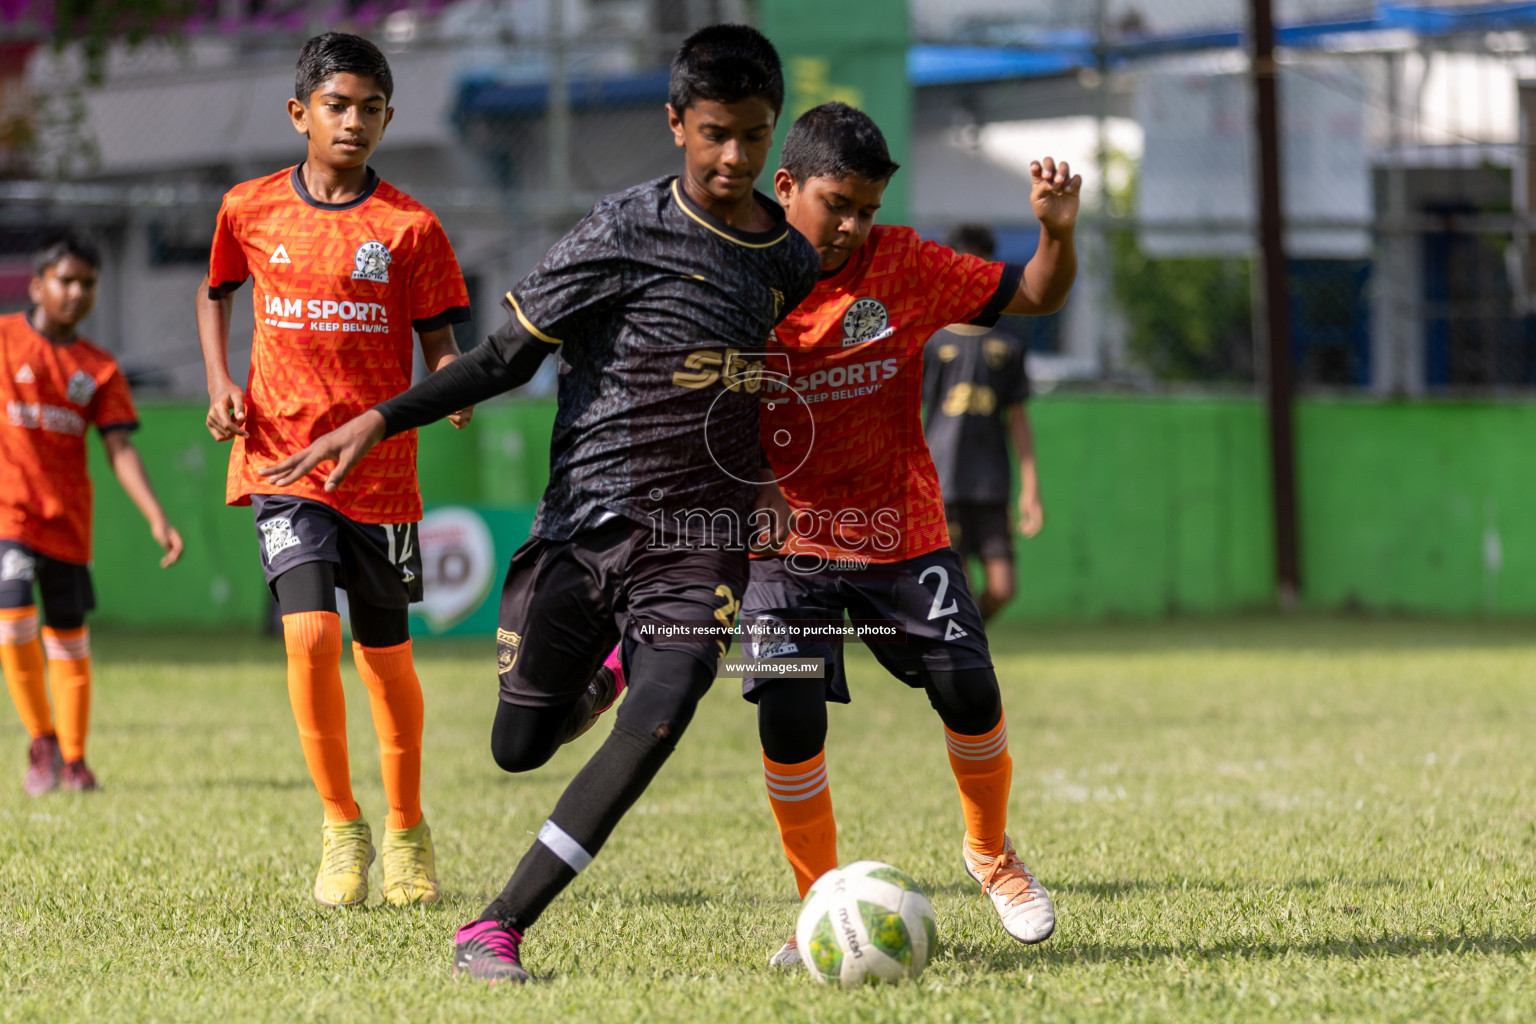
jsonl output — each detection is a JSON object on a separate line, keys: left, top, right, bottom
{"left": 922, "top": 224, "right": 1042, "bottom": 621}
{"left": 264, "top": 24, "right": 819, "bottom": 982}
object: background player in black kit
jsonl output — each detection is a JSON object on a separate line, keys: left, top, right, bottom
{"left": 264, "top": 24, "right": 819, "bottom": 982}
{"left": 923, "top": 224, "right": 1043, "bottom": 621}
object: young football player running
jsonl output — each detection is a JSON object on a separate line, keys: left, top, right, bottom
{"left": 744, "top": 103, "right": 1080, "bottom": 965}
{"left": 262, "top": 24, "right": 820, "bottom": 981}
{"left": 195, "top": 33, "right": 473, "bottom": 908}
{"left": 2, "top": 232, "right": 184, "bottom": 795}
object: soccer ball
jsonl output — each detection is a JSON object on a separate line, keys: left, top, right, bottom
{"left": 795, "top": 860, "right": 937, "bottom": 987}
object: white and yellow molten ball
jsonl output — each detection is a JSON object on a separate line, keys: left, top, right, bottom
{"left": 795, "top": 861, "right": 937, "bottom": 987}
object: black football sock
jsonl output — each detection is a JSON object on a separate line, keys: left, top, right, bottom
{"left": 479, "top": 645, "right": 714, "bottom": 933}
{"left": 480, "top": 719, "right": 674, "bottom": 932}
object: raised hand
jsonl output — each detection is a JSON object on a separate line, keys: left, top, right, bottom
{"left": 1030, "top": 157, "right": 1083, "bottom": 235}
{"left": 258, "top": 409, "right": 386, "bottom": 491}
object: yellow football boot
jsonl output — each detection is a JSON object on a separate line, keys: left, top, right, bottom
{"left": 314, "top": 818, "right": 374, "bottom": 907}
{"left": 382, "top": 818, "right": 439, "bottom": 906}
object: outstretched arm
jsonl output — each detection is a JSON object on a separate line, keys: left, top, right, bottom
{"left": 102, "top": 431, "right": 183, "bottom": 567}
{"left": 1002, "top": 157, "right": 1082, "bottom": 316}
{"left": 259, "top": 318, "right": 557, "bottom": 490}
{"left": 196, "top": 275, "right": 247, "bottom": 441}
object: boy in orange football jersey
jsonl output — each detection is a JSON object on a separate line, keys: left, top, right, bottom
{"left": 195, "top": 33, "right": 472, "bottom": 908}
{"left": 744, "top": 103, "right": 1080, "bottom": 963}
{"left": 2, "top": 232, "right": 184, "bottom": 796}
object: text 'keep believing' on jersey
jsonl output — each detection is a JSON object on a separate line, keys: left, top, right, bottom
{"left": 376, "top": 176, "right": 821, "bottom": 542}
{"left": 207, "top": 166, "right": 471, "bottom": 524}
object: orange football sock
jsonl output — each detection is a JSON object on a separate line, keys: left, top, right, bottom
{"left": 283, "top": 611, "right": 358, "bottom": 823}
{"left": 42, "top": 626, "right": 90, "bottom": 761}
{"left": 763, "top": 749, "right": 838, "bottom": 898}
{"left": 352, "top": 640, "right": 424, "bottom": 831}
{"left": 945, "top": 716, "right": 1012, "bottom": 858}
{"left": 1, "top": 607, "right": 52, "bottom": 739}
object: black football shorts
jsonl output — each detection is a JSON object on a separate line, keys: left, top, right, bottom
{"left": 495, "top": 516, "right": 747, "bottom": 708}
{"left": 250, "top": 494, "right": 423, "bottom": 607}
{"left": 740, "top": 545, "right": 992, "bottom": 704}
{"left": 0, "top": 540, "right": 95, "bottom": 621}
{"left": 945, "top": 501, "right": 1014, "bottom": 564}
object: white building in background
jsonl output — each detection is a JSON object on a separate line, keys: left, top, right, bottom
{"left": 1, "top": 0, "right": 1529, "bottom": 392}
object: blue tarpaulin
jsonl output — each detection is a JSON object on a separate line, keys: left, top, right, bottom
{"left": 455, "top": 3, "right": 1536, "bottom": 116}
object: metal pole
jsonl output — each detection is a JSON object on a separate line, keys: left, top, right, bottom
{"left": 1250, "top": 0, "right": 1300, "bottom": 606}
{"left": 547, "top": 0, "right": 573, "bottom": 217}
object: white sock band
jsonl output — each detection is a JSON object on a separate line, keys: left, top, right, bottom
{"left": 537, "top": 819, "right": 594, "bottom": 872}
{"left": 0, "top": 610, "right": 39, "bottom": 645}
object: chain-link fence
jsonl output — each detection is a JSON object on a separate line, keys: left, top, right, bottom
{"left": 0, "top": 0, "right": 1530, "bottom": 396}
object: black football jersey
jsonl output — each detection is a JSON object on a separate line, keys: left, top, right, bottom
{"left": 921, "top": 325, "right": 1031, "bottom": 504}
{"left": 511, "top": 176, "right": 819, "bottom": 539}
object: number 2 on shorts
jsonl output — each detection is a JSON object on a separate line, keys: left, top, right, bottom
{"left": 918, "top": 565, "right": 959, "bottom": 620}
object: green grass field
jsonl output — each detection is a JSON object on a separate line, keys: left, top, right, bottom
{"left": 3, "top": 617, "right": 1536, "bottom": 1022}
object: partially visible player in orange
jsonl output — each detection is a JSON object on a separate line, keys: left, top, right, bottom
{"left": 194, "top": 32, "right": 472, "bottom": 908}
{"left": 1, "top": 232, "right": 184, "bottom": 796}
{"left": 743, "top": 102, "right": 1079, "bottom": 964}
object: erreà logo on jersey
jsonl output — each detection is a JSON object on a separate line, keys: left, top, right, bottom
{"left": 842, "top": 297, "right": 894, "bottom": 347}
{"left": 269, "top": 244, "right": 291, "bottom": 264}
{"left": 351, "top": 241, "right": 391, "bottom": 283}
{"left": 65, "top": 370, "right": 97, "bottom": 406}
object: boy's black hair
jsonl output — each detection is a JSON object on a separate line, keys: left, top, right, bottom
{"left": 780, "top": 102, "right": 900, "bottom": 185}
{"left": 295, "top": 32, "right": 393, "bottom": 104}
{"left": 32, "top": 230, "right": 101, "bottom": 275}
{"left": 944, "top": 223, "right": 997, "bottom": 261}
{"left": 669, "top": 23, "right": 784, "bottom": 116}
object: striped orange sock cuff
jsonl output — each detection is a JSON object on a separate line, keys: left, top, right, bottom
{"left": 764, "top": 749, "right": 838, "bottom": 898}
{"left": 1, "top": 607, "right": 51, "bottom": 739}
{"left": 945, "top": 716, "right": 1012, "bottom": 859}
{"left": 42, "top": 626, "right": 90, "bottom": 761}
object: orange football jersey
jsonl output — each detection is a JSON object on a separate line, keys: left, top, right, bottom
{"left": 762, "top": 225, "right": 1019, "bottom": 563}
{"left": 0, "top": 312, "right": 139, "bottom": 564}
{"left": 208, "top": 166, "right": 470, "bottom": 523}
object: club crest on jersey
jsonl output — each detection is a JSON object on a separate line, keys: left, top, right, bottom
{"left": 497, "top": 629, "right": 522, "bottom": 672}
{"left": 351, "top": 241, "right": 391, "bottom": 283}
{"left": 65, "top": 370, "right": 97, "bottom": 406}
{"left": 259, "top": 517, "right": 302, "bottom": 560}
{"left": 748, "top": 614, "right": 799, "bottom": 659}
{"left": 842, "top": 298, "right": 893, "bottom": 347}
{"left": 0, "top": 548, "right": 36, "bottom": 582}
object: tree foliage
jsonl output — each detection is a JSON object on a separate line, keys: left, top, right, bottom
{"left": 48, "top": 0, "right": 199, "bottom": 83}
{"left": 1105, "top": 150, "right": 1256, "bottom": 383}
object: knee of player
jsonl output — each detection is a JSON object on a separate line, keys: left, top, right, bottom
{"left": 927, "top": 667, "right": 1004, "bottom": 736}
{"left": 987, "top": 565, "right": 1017, "bottom": 603}
{"left": 489, "top": 734, "right": 557, "bottom": 774}
{"left": 612, "top": 644, "right": 716, "bottom": 745}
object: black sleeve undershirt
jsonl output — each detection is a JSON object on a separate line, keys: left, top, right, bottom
{"left": 375, "top": 317, "right": 557, "bottom": 438}
{"left": 967, "top": 262, "right": 1026, "bottom": 327}
{"left": 411, "top": 305, "right": 473, "bottom": 333}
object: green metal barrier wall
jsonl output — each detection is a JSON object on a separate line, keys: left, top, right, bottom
{"left": 760, "top": 0, "right": 911, "bottom": 224}
{"left": 78, "top": 396, "right": 1536, "bottom": 628}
